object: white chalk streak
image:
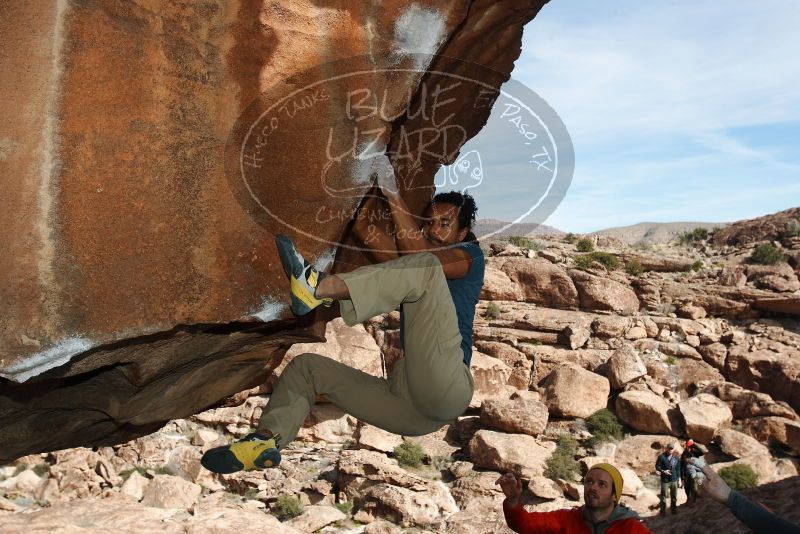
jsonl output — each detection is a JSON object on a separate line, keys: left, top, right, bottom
{"left": 36, "top": 0, "right": 70, "bottom": 332}
{"left": 0, "top": 337, "right": 95, "bottom": 383}
{"left": 250, "top": 297, "right": 287, "bottom": 322}
{"left": 314, "top": 246, "right": 337, "bottom": 272}
{"left": 394, "top": 5, "right": 446, "bottom": 70}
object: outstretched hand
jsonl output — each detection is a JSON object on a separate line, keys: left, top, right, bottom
{"left": 693, "top": 460, "right": 731, "bottom": 504}
{"left": 495, "top": 472, "right": 522, "bottom": 502}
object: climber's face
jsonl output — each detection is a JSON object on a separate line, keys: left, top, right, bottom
{"left": 584, "top": 468, "right": 616, "bottom": 509}
{"left": 423, "top": 203, "right": 468, "bottom": 247}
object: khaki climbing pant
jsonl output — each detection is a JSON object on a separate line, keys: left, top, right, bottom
{"left": 258, "top": 252, "right": 474, "bottom": 450}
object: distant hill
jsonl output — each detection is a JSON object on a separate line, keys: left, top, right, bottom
{"left": 590, "top": 221, "right": 727, "bottom": 246}
{"left": 473, "top": 218, "right": 731, "bottom": 246}
{"left": 473, "top": 219, "right": 564, "bottom": 240}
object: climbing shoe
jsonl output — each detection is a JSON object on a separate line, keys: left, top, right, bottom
{"left": 275, "top": 234, "right": 333, "bottom": 316}
{"left": 200, "top": 432, "right": 281, "bottom": 474}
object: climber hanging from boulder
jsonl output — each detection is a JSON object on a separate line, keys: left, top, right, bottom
{"left": 201, "top": 156, "right": 485, "bottom": 473}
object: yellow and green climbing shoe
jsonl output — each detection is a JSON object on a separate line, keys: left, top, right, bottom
{"left": 275, "top": 234, "right": 333, "bottom": 316}
{"left": 200, "top": 432, "right": 281, "bottom": 474}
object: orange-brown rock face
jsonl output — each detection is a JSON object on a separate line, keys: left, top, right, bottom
{"left": 0, "top": 1, "right": 548, "bottom": 461}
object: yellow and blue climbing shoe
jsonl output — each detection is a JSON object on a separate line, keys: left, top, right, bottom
{"left": 200, "top": 432, "right": 281, "bottom": 474}
{"left": 275, "top": 234, "right": 333, "bottom": 316}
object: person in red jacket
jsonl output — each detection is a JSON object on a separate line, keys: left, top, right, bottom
{"left": 497, "top": 463, "right": 653, "bottom": 534}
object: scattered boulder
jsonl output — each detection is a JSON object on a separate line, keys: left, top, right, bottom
{"left": 615, "top": 390, "right": 674, "bottom": 434}
{"left": 698, "top": 342, "right": 727, "bottom": 369}
{"left": 619, "top": 254, "right": 693, "bottom": 273}
{"left": 606, "top": 346, "right": 647, "bottom": 389}
{"left": 469, "top": 351, "right": 515, "bottom": 408}
{"left": 677, "top": 303, "right": 707, "bottom": 320}
{"left": 592, "top": 316, "right": 633, "bottom": 338}
{"left": 140, "top": 474, "right": 202, "bottom": 509}
{"left": 698, "top": 382, "right": 799, "bottom": 420}
{"left": 448, "top": 461, "right": 474, "bottom": 479}
{"left": 498, "top": 258, "right": 580, "bottom": 309}
{"left": 360, "top": 482, "right": 458, "bottom": 527}
{"left": 474, "top": 340, "right": 533, "bottom": 390}
{"left": 286, "top": 505, "right": 347, "bottom": 532}
{"left": 746, "top": 262, "right": 800, "bottom": 292}
{"left": 658, "top": 342, "right": 702, "bottom": 360}
{"left": 719, "top": 266, "right": 747, "bottom": 287}
{"left": 739, "top": 416, "right": 800, "bottom": 450}
{"left": 479, "top": 391, "right": 549, "bottom": 436}
{"left": 715, "top": 428, "right": 770, "bottom": 459}
{"left": 296, "top": 404, "right": 357, "bottom": 444}
{"left": 120, "top": 470, "right": 149, "bottom": 501}
{"left": 528, "top": 476, "right": 564, "bottom": 500}
{"left": 357, "top": 423, "right": 404, "bottom": 453}
{"left": 542, "top": 364, "right": 610, "bottom": 418}
{"left": 480, "top": 266, "right": 523, "bottom": 301}
{"left": 491, "top": 242, "right": 524, "bottom": 257}
{"left": 0, "top": 469, "right": 44, "bottom": 495}
{"left": 569, "top": 270, "right": 640, "bottom": 314}
{"left": 336, "top": 450, "right": 426, "bottom": 494}
{"left": 725, "top": 344, "right": 800, "bottom": 413}
{"left": 467, "top": 430, "right": 555, "bottom": 479}
{"left": 678, "top": 394, "right": 733, "bottom": 443}
{"left": 522, "top": 345, "right": 613, "bottom": 385}
{"left": 364, "top": 518, "right": 403, "bottom": 534}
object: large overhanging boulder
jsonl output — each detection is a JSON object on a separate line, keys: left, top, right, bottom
{"left": 0, "top": 1, "right": 549, "bottom": 461}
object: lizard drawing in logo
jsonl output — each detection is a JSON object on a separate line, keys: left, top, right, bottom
{"left": 435, "top": 150, "right": 484, "bottom": 193}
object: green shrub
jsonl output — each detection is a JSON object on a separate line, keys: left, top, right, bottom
{"left": 718, "top": 464, "right": 758, "bottom": 490}
{"left": 784, "top": 219, "right": 800, "bottom": 238}
{"left": 625, "top": 259, "right": 644, "bottom": 276}
{"left": 564, "top": 233, "right": 578, "bottom": 244}
{"left": 508, "top": 236, "right": 540, "bottom": 250}
{"left": 748, "top": 243, "right": 786, "bottom": 265}
{"left": 274, "top": 494, "right": 304, "bottom": 521}
{"left": 394, "top": 439, "right": 426, "bottom": 467}
{"left": 665, "top": 355, "right": 677, "bottom": 366}
{"left": 335, "top": 501, "right": 353, "bottom": 515}
{"left": 573, "top": 252, "right": 621, "bottom": 271}
{"left": 679, "top": 227, "right": 709, "bottom": 244}
{"left": 32, "top": 464, "right": 49, "bottom": 477}
{"left": 576, "top": 238, "right": 595, "bottom": 252}
{"left": 544, "top": 434, "right": 580, "bottom": 481}
{"left": 430, "top": 455, "right": 453, "bottom": 472}
{"left": 690, "top": 260, "right": 704, "bottom": 271}
{"left": 573, "top": 255, "right": 594, "bottom": 270}
{"left": 119, "top": 466, "right": 148, "bottom": 482}
{"left": 484, "top": 302, "right": 501, "bottom": 320}
{"left": 586, "top": 409, "right": 624, "bottom": 446}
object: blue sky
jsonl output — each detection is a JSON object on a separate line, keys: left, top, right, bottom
{"left": 439, "top": 0, "right": 800, "bottom": 233}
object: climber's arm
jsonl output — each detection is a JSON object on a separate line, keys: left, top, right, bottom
{"left": 382, "top": 188, "right": 430, "bottom": 254}
{"left": 352, "top": 221, "right": 400, "bottom": 263}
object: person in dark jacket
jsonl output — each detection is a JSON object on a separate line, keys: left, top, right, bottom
{"left": 655, "top": 443, "right": 682, "bottom": 515}
{"left": 497, "top": 463, "right": 653, "bottom": 533}
{"left": 680, "top": 439, "right": 704, "bottom": 505}
{"left": 693, "top": 459, "right": 800, "bottom": 533}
